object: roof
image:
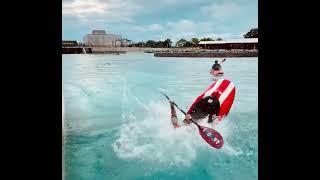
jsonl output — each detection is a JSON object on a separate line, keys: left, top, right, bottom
{"left": 62, "top": 40, "right": 79, "bottom": 47}
{"left": 62, "top": 40, "right": 78, "bottom": 43}
{"left": 92, "top": 30, "right": 106, "bottom": 34}
{"left": 62, "top": 41, "right": 79, "bottom": 45}
{"left": 198, "top": 38, "right": 258, "bottom": 44}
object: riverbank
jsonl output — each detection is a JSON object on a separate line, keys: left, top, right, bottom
{"left": 62, "top": 47, "right": 258, "bottom": 57}
{"left": 154, "top": 51, "right": 258, "bottom": 57}
{"left": 62, "top": 47, "right": 199, "bottom": 54}
{"left": 90, "top": 47, "right": 193, "bottom": 53}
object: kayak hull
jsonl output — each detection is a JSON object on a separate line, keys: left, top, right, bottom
{"left": 211, "top": 70, "right": 224, "bottom": 76}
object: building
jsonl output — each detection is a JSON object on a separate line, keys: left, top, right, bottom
{"left": 83, "top": 30, "right": 131, "bottom": 47}
{"left": 198, "top": 38, "right": 258, "bottom": 50}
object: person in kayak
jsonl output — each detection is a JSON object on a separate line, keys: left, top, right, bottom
{"left": 212, "top": 60, "right": 222, "bottom": 71}
{"left": 169, "top": 78, "right": 236, "bottom": 128}
{"left": 169, "top": 97, "right": 219, "bottom": 128}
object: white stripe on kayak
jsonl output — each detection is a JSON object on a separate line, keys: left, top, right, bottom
{"left": 218, "top": 82, "right": 235, "bottom": 104}
{"left": 203, "top": 79, "right": 224, "bottom": 98}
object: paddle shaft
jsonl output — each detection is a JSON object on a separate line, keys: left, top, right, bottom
{"left": 160, "top": 91, "right": 200, "bottom": 127}
{"left": 219, "top": 59, "right": 226, "bottom": 64}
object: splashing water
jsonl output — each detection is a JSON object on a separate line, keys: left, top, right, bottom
{"left": 114, "top": 101, "right": 196, "bottom": 166}
{"left": 113, "top": 99, "right": 243, "bottom": 168}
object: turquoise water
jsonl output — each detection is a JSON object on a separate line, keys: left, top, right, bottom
{"left": 62, "top": 53, "right": 258, "bottom": 180}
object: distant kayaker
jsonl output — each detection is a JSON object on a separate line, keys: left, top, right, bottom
{"left": 212, "top": 60, "right": 222, "bottom": 71}
{"left": 168, "top": 78, "right": 235, "bottom": 128}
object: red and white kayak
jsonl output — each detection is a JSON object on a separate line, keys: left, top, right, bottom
{"left": 211, "top": 69, "right": 224, "bottom": 76}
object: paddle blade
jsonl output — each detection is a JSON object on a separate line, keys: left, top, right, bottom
{"left": 197, "top": 125, "right": 224, "bottom": 149}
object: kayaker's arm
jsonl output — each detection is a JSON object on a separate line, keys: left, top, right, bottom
{"left": 170, "top": 100, "right": 183, "bottom": 128}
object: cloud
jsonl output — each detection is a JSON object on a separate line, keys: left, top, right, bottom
{"left": 63, "top": 0, "right": 106, "bottom": 17}
{"left": 62, "top": 0, "right": 142, "bottom": 22}
{"left": 63, "top": 0, "right": 256, "bottom": 42}
{"left": 201, "top": 32, "right": 235, "bottom": 39}
{"left": 201, "top": 2, "right": 242, "bottom": 19}
{"left": 167, "top": 19, "right": 197, "bottom": 33}
{"left": 132, "top": 24, "right": 164, "bottom": 32}
{"left": 157, "top": 32, "right": 196, "bottom": 44}
{"left": 160, "top": 0, "right": 204, "bottom": 5}
{"left": 147, "top": 19, "right": 236, "bottom": 44}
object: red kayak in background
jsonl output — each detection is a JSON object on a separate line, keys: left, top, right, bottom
{"left": 211, "top": 69, "right": 224, "bottom": 76}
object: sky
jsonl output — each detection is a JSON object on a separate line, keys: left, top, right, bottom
{"left": 62, "top": 0, "right": 258, "bottom": 44}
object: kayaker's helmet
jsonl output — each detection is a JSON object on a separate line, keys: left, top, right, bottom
{"left": 215, "top": 60, "right": 218, "bottom": 64}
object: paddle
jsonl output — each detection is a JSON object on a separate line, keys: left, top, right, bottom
{"left": 160, "top": 91, "right": 224, "bottom": 149}
{"left": 219, "top": 58, "right": 226, "bottom": 64}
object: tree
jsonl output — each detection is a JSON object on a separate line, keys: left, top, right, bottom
{"left": 191, "top": 38, "right": 199, "bottom": 47}
{"left": 216, "top": 37, "right": 223, "bottom": 41}
{"left": 183, "top": 41, "right": 193, "bottom": 47}
{"left": 200, "top": 37, "right": 213, "bottom": 41}
{"left": 176, "top": 39, "right": 188, "bottom": 47}
{"left": 164, "top": 39, "right": 172, "bottom": 48}
{"left": 146, "top": 40, "right": 157, "bottom": 47}
{"left": 155, "top": 41, "right": 164, "bottom": 48}
{"left": 136, "top": 41, "right": 145, "bottom": 47}
{"left": 244, "top": 28, "right": 258, "bottom": 38}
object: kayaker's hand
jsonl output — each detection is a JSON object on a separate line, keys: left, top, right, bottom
{"left": 183, "top": 119, "right": 190, "bottom": 124}
{"left": 183, "top": 114, "right": 192, "bottom": 124}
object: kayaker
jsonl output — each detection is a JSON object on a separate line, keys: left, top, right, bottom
{"left": 212, "top": 60, "right": 222, "bottom": 71}
{"left": 169, "top": 97, "right": 219, "bottom": 128}
{"left": 169, "top": 78, "right": 235, "bottom": 128}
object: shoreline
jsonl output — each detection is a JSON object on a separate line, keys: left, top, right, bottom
{"left": 62, "top": 47, "right": 258, "bottom": 57}
{"left": 154, "top": 51, "right": 258, "bottom": 58}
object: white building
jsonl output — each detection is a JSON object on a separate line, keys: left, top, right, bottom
{"left": 83, "top": 30, "right": 130, "bottom": 47}
{"left": 198, "top": 38, "right": 258, "bottom": 50}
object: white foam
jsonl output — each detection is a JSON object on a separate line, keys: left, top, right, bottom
{"left": 113, "top": 100, "right": 242, "bottom": 167}
{"left": 113, "top": 102, "right": 199, "bottom": 166}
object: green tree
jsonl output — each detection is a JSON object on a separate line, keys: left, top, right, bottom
{"left": 176, "top": 39, "right": 188, "bottom": 47}
{"left": 200, "top": 37, "right": 213, "bottom": 41}
{"left": 155, "top": 41, "right": 164, "bottom": 48}
{"left": 191, "top": 38, "right": 199, "bottom": 47}
{"left": 244, "top": 28, "right": 258, "bottom": 38}
{"left": 164, "top": 39, "right": 172, "bottom": 48}
{"left": 146, "top": 40, "right": 157, "bottom": 47}
{"left": 216, "top": 37, "right": 223, "bottom": 41}
{"left": 136, "top": 41, "right": 145, "bottom": 47}
{"left": 183, "top": 41, "right": 193, "bottom": 47}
